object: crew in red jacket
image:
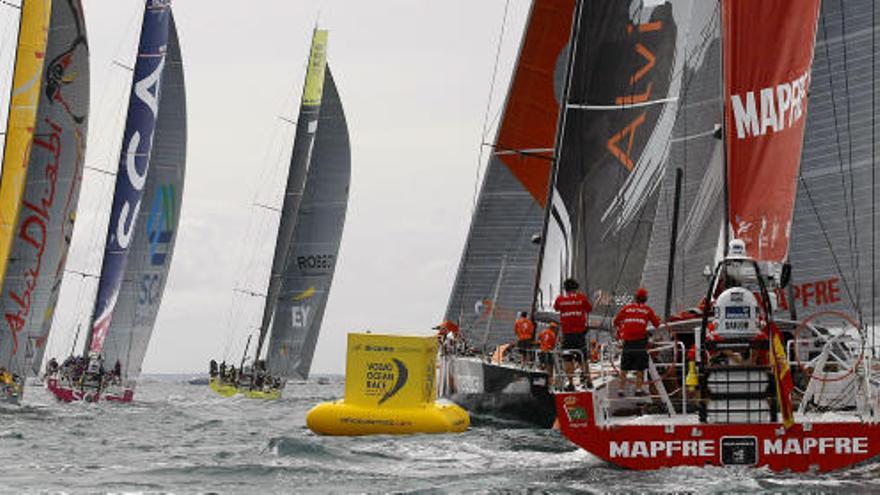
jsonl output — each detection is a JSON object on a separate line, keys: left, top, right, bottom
{"left": 553, "top": 278, "right": 593, "bottom": 390}
{"left": 613, "top": 287, "right": 660, "bottom": 397}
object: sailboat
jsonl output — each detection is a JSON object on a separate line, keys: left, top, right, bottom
{"left": 0, "top": 0, "right": 89, "bottom": 404}
{"left": 46, "top": 0, "right": 185, "bottom": 403}
{"left": 209, "top": 28, "right": 350, "bottom": 399}
{"left": 440, "top": 0, "right": 684, "bottom": 427}
{"left": 554, "top": 0, "right": 880, "bottom": 472}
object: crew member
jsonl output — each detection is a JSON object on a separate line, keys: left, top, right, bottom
{"left": 613, "top": 287, "right": 660, "bottom": 397}
{"left": 513, "top": 311, "right": 536, "bottom": 366}
{"left": 434, "top": 320, "right": 461, "bottom": 354}
{"left": 537, "top": 323, "right": 558, "bottom": 380}
{"left": 554, "top": 278, "right": 593, "bottom": 390}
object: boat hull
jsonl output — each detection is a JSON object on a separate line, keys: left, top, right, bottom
{"left": 46, "top": 377, "right": 133, "bottom": 403}
{"left": 208, "top": 376, "right": 282, "bottom": 400}
{"left": 443, "top": 356, "right": 555, "bottom": 427}
{"left": 555, "top": 391, "right": 880, "bottom": 472}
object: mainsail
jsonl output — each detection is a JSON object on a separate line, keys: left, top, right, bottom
{"left": 3, "top": 0, "right": 89, "bottom": 376}
{"left": 85, "top": 0, "right": 170, "bottom": 355}
{"left": 265, "top": 67, "right": 349, "bottom": 380}
{"left": 100, "top": 12, "right": 185, "bottom": 384}
{"left": 542, "top": 0, "right": 685, "bottom": 321}
{"left": 785, "top": 0, "right": 880, "bottom": 325}
{"left": 252, "top": 30, "right": 328, "bottom": 365}
{"left": 444, "top": 0, "right": 576, "bottom": 349}
{"left": 0, "top": 0, "right": 51, "bottom": 374}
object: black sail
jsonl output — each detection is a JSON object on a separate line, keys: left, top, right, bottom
{"left": 549, "top": 1, "right": 684, "bottom": 321}
{"left": 785, "top": 0, "right": 880, "bottom": 325}
{"left": 266, "top": 67, "right": 349, "bottom": 380}
{"left": 640, "top": 2, "right": 723, "bottom": 317}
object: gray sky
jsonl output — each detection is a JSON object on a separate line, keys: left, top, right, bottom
{"left": 39, "top": 0, "right": 534, "bottom": 374}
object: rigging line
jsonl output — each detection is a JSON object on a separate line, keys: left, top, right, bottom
{"left": 872, "top": 0, "right": 877, "bottom": 346}
{"left": 471, "top": 0, "right": 510, "bottom": 214}
{"left": 837, "top": 1, "right": 863, "bottom": 322}
{"left": 820, "top": 8, "right": 862, "bottom": 321}
{"left": 799, "top": 174, "right": 860, "bottom": 312}
{"left": 0, "top": 1, "right": 20, "bottom": 9}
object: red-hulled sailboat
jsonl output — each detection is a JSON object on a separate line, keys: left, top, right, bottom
{"left": 554, "top": 0, "right": 880, "bottom": 472}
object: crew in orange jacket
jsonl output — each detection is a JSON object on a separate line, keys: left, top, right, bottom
{"left": 613, "top": 287, "right": 660, "bottom": 397}
{"left": 537, "top": 322, "right": 558, "bottom": 379}
{"left": 513, "top": 311, "right": 536, "bottom": 365}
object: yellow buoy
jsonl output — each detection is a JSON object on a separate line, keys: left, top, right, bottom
{"left": 306, "top": 333, "right": 469, "bottom": 436}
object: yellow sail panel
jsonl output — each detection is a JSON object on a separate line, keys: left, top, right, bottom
{"left": 302, "top": 29, "right": 328, "bottom": 106}
{"left": 0, "top": 0, "right": 52, "bottom": 283}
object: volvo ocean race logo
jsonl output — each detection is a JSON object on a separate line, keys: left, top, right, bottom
{"left": 366, "top": 358, "right": 408, "bottom": 405}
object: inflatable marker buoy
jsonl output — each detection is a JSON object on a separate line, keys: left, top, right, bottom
{"left": 307, "top": 333, "right": 469, "bottom": 436}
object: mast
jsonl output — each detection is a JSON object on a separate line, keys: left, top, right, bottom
{"left": 253, "top": 29, "right": 328, "bottom": 363}
{"left": 530, "top": 0, "right": 582, "bottom": 318}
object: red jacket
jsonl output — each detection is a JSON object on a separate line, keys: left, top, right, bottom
{"left": 554, "top": 291, "right": 592, "bottom": 334}
{"left": 613, "top": 302, "right": 660, "bottom": 341}
{"left": 514, "top": 317, "right": 535, "bottom": 341}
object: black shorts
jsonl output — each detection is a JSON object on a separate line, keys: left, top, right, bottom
{"left": 516, "top": 339, "right": 533, "bottom": 352}
{"left": 539, "top": 352, "right": 553, "bottom": 367}
{"left": 620, "top": 339, "right": 649, "bottom": 371}
{"left": 562, "top": 332, "right": 586, "bottom": 361}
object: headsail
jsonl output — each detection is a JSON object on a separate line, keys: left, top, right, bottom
{"left": 100, "top": 11, "right": 185, "bottom": 384}
{"left": 445, "top": 0, "right": 576, "bottom": 349}
{"left": 544, "top": 0, "right": 685, "bottom": 320}
{"left": 723, "top": 0, "right": 821, "bottom": 263}
{"left": 86, "top": 0, "right": 170, "bottom": 355}
{"left": 266, "top": 66, "right": 349, "bottom": 380}
{"left": 253, "top": 29, "right": 328, "bottom": 363}
{"left": 2, "top": 0, "right": 89, "bottom": 376}
{"left": 0, "top": 0, "right": 52, "bottom": 373}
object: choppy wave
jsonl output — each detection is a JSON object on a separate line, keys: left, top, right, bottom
{"left": 2, "top": 376, "right": 880, "bottom": 493}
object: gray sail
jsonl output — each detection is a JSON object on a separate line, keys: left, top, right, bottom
{"left": 784, "top": 0, "right": 880, "bottom": 325}
{"left": 266, "top": 67, "right": 349, "bottom": 380}
{"left": 0, "top": 0, "right": 89, "bottom": 377}
{"left": 100, "top": 13, "right": 185, "bottom": 384}
{"left": 253, "top": 29, "right": 328, "bottom": 363}
{"left": 640, "top": 2, "right": 723, "bottom": 317}
{"left": 445, "top": 0, "right": 577, "bottom": 350}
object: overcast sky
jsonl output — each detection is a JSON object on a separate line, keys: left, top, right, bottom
{"left": 33, "top": 0, "right": 535, "bottom": 374}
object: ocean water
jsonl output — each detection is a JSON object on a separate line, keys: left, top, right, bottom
{"left": 2, "top": 376, "right": 880, "bottom": 494}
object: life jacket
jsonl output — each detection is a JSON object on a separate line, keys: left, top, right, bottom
{"left": 613, "top": 302, "right": 660, "bottom": 341}
{"left": 538, "top": 328, "right": 557, "bottom": 352}
{"left": 514, "top": 317, "right": 535, "bottom": 341}
{"left": 553, "top": 291, "right": 592, "bottom": 334}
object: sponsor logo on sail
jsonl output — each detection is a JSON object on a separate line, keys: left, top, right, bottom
{"left": 146, "top": 183, "right": 176, "bottom": 266}
{"left": 730, "top": 70, "right": 810, "bottom": 140}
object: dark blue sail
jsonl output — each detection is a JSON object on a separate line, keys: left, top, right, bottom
{"left": 87, "top": 0, "right": 171, "bottom": 354}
